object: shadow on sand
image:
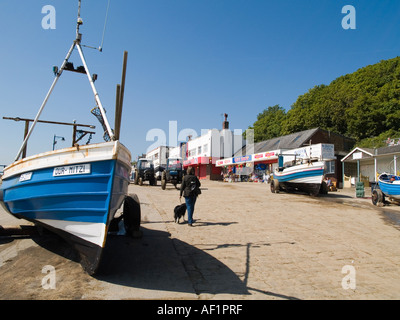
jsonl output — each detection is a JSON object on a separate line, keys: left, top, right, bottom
{"left": 95, "top": 226, "right": 249, "bottom": 296}
{"left": 28, "top": 225, "right": 299, "bottom": 299}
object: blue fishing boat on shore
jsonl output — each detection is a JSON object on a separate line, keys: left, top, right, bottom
{"left": 0, "top": 142, "right": 132, "bottom": 274}
{"left": 0, "top": 1, "right": 139, "bottom": 275}
{"left": 372, "top": 173, "right": 400, "bottom": 206}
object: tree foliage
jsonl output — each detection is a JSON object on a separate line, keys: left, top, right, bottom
{"left": 247, "top": 105, "right": 287, "bottom": 142}
{"left": 249, "top": 56, "right": 400, "bottom": 146}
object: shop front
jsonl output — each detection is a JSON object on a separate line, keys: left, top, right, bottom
{"left": 216, "top": 150, "right": 279, "bottom": 182}
{"left": 217, "top": 144, "right": 336, "bottom": 183}
{"left": 183, "top": 156, "right": 221, "bottom": 180}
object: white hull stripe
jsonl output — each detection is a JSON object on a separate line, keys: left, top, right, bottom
{"left": 38, "top": 219, "right": 107, "bottom": 247}
{"left": 287, "top": 175, "right": 324, "bottom": 184}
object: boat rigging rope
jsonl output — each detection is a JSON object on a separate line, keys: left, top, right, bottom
{"left": 99, "top": 0, "right": 111, "bottom": 51}
{"left": 81, "top": 0, "right": 111, "bottom": 52}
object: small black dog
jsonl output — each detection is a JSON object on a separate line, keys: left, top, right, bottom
{"left": 174, "top": 203, "right": 187, "bottom": 224}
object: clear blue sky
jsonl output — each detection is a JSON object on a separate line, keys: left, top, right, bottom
{"left": 1, "top": 0, "right": 400, "bottom": 166}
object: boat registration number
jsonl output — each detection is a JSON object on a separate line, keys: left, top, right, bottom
{"left": 53, "top": 164, "right": 91, "bottom": 177}
{"left": 19, "top": 172, "right": 33, "bottom": 182}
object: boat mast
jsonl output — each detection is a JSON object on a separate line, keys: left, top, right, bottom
{"left": 14, "top": 0, "right": 115, "bottom": 161}
{"left": 76, "top": 0, "right": 82, "bottom": 39}
{"left": 14, "top": 43, "right": 76, "bottom": 161}
{"left": 75, "top": 0, "right": 114, "bottom": 142}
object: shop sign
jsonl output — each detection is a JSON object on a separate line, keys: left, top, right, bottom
{"left": 321, "top": 144, "right": 335, "bottom": 159}
{"left": 184, "top": 158, "right": 199, "bottom": 166}
{"left": 185, "top": 157, "right": 213, "bottom": 166}
{"left": 233, "top": 155, "right": 252, "bottom": 164}
{"left": 197, "top": 157, "right": 208, "bottom": 164}
{"left": 254, "top": 151, "right": 276, "bottom": 161}
{"left": 216, "top": 158, "right": 233, "bottom": 166}
{"left": 353, "top": 152, "right": 363, "bottom": 160}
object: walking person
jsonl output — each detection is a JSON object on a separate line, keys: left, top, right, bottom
{"left": 179, "top": 166, "right": 201, "bottom": 226}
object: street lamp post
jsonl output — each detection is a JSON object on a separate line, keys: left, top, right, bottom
{"left": 53, "top": 135, "right": 65, "bottom": 150}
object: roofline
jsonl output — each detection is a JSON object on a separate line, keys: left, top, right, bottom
{"left": 341, "top": 147, "right": 374, "bottom": 162}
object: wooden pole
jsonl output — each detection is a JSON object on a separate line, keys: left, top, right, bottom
{"left": 72, "top": 124, "right": 77, "bottom": 146}
{"left": 22, "top": 120, "right": 29, "bottom": 159}
{"left": 119, "top": 51, "right": 128, "bottom": 115}
{"left": 3, "top": 117, "right": 95, "bottom": 128}
{"left": 114, "top": 84, "right": 121, "bottom": 140}
{"left": 114, "top": 51, "right": 128, "bottom": 141}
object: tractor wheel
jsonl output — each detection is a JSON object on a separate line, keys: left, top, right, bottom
{"left": 161, "top": 179, "right": 166, "bottom": 190}
{"left": 139, "top": 177, "right": 143, "bottom": 186}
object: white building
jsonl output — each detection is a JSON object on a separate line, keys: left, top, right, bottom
{"left": 185, "top": 129, "right": 244, "bottom": 163}
{"left": 341, "top": 144, "right": 400, "bottom": 187}
{"left": 184, "top": 127, "right": 245, "bottom": 179}
{"left": 146, "top": 146, "right": 170, "bottom": 168}
{"left": 168, "top": 145, "right": 182, "bottom": 159}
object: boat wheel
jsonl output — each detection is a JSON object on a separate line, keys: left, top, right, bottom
{"left": 372, "top": 189, "right": 384, "bottom": 206}
{"left": 309, "top": 190, "right": 320, "bottom": 197}
{"left": 320, "top": 181, "right": 328, "bottom": 195}
{"left": 123, "top": 194, "right": 142, "bottom": 238}
{"left": 270, "top": 179, "right": 279, "bottom": 193}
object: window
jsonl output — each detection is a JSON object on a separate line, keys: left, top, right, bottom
{"left": 292, "top": 135, "right": 301, "bottom": 143}
{"left": 326, "top": 161, "right": 335, "bottom": 174}
{"left": 203, "top": 144, "right": 208, "bottom": 154}
{"left": 273, "top": 139, "right": 281, "bottom": 147}
{"left": 198, "top": 146, "right": 202, "bottom": 155}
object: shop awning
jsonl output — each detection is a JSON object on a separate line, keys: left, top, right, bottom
{"left": 216, "top": 150, "right": 280, "bottom": 167}
{"left": 184, "top": 157, "right": 218, "bottom": 167}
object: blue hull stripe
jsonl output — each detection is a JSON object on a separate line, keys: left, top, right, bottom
{"left": 1, "top": 159, "right": 129, "bottom": 224}
{"left": 379, "top": 181, "right": 400, "bottom": 197}
{"left": 274, "top": 168, "right": 324, "bottom": 183}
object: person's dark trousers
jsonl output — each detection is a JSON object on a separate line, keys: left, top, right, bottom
{"left": 184, "top": 195, "right": 197, "bottom": 225}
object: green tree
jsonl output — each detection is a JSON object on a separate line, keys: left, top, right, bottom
{"left": 247, "top": 105, "right": 287, "bottom": 142}
{"left": 247, "top": 56, "right": 400, "bottom": 144}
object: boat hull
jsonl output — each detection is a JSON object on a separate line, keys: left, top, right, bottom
{"left": 0, "top": 141, "right": 131, "bottom": 274}
{"left": 273, "top": 161, "right": 325, "bottom": 195}
{"left": 378, "top": 173, "right": 400, "bottom": 200}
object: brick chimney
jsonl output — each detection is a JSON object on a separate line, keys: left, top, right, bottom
{"left": 222, "top": 113, "right": 229, "bottom": 129}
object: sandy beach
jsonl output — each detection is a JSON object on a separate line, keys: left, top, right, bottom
{"left": 1, "top": 180, "right": 400, "bottom": 300}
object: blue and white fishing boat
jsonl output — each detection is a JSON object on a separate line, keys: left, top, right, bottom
{"left": 271, "top": 156, "right": 326, "bottom": 196}
{"left": 0, "top": 1, "right": 138, "bottom": 275}
{"left": 372, "top": 173, "right": 400, "bottom": 206}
